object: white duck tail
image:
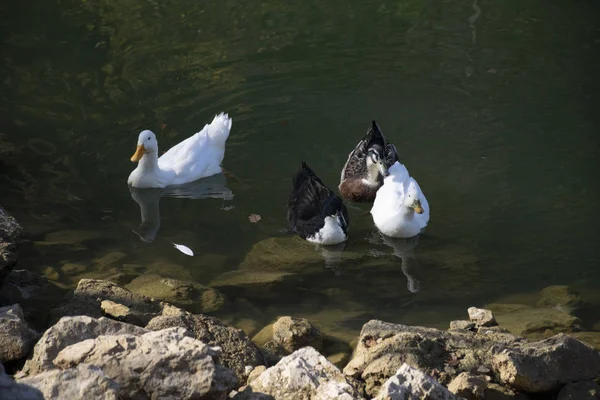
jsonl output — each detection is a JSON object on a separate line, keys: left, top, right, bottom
{"left": 207, "top": 112, "right": 232, "bottom": 149}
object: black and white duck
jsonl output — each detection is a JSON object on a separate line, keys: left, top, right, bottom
{"left": 338, "top": 121, "right": 399, "bottom": 202}
{"left": 287, "top": 162, "right": 349, "bottom": 245}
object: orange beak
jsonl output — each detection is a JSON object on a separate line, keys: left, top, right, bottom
{"left": 130, "top": 145, "right": 145, "bottom": 162}
{"left": 413, "top": 200, "right": 424, "bottom": 214}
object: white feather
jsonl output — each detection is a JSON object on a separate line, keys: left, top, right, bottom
{"left": 173, "top": 243, "right": 194, "bottom": 256}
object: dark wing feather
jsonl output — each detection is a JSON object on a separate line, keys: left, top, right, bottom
{"left": 288, "top": 162, "right": 348, "bottom": 237}
{"left": 385, "top": 143, "right": 400, "bottom": 167}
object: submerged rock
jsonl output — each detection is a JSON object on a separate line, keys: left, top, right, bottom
{"left": 126, "top": 274, "right": 227, "bottom": 313}
{"left": 536, "top": 285, "right": 584, "bottom": 314}
{"left": 485, "top": 303, "right": 581, "bottom": 339}
{"left": 18, "top": 364, "right": 119, "bottom": 400}
{"left": 0, "top": 362, "right": 44, "bottom": 400}
{"left": 0, "top": 206, "right": 22, "bottom": 284}
{"left": 236, "top": 347, "right": 362, "bottom": 400}
{"left": 374, "top": 363, "right": 460, "bottom": 400}
{"left": 146, "top": 310, "right": 265, "bottom": 384}
{"left": 272, "top": 316, "right": 323, "bottom": 353}
{"left": 492, "top": 333, "right": 600, "bottom": 392}
{"left": 0, "top": 304, "right": 39, "bottom": 363}
{"left": 21, "top": 316, "right": 147, "bottom": 376}
{"left": 51, "top": 327, "right": 236, "bottom": 400}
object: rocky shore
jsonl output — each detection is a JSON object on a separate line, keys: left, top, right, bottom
{"left": 2, "top": 207, "right": 600, "bottom": 399}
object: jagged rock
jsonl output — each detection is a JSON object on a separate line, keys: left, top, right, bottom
{"left": 449, "top": 320, "right": 475, "bottom": 331}
{"left": 146, "top": 311, "right": 265, "bottom": 384}
{"left": 246, "top": 365, "right": 267, "bottom": 384}
{"left": 52, "top": 327, "right": 236, "bottom": 400}
{"left": 486, "top": 303, "right": 581, "bottom": 339}
{"left": 343, "top": 319, "right": 524, "bottom": 397}
{"left": 447, "top": 372, "right": 486, "bottom": 400}
{"left": 100, "top": 300, "right": 130, "bottom": 320}
{"left": 0, "top": 362, "right": 44, "bottom": 400}
{"left": 374, "top": 363, "right": 460, "bottom": 400}
{"left": 126, "top": 274, "right": 227, "bottom": 313}
{"left": 467, "top": 307, "right": 497, "bottom": 327}
{"left": 557, "top": 380, "right": 600, "bottom": 400}
{"left": 272, "top": 316, "right": 323, "bottom": 353}
{"left": 21, "top": 316, "right": 147, "bottom": 376}
{"left": 0, "top": 206, "right": 22, "bottom": 284}
{"left": 49, "top": 279, "right": 163, "bottom": 326}
{"left": 569, "top": 331, "right": 600, "bottom": 351}
{"left": 18, "top": 364, "right": 119, "bottom": 400}
{"left": 0, "top": 304, "right": 39, "bottom": 363}
{"left": 492, "top": 333, "right": 600, "bottom": 392}
{"left": 236, "top": 347, "right": 362, "bottom": 400}
{"left": 536, "top": 285, "right": 584, "bottom": 314}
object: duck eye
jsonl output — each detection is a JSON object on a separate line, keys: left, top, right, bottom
{"left": 147, "top": 137, "right": 151, "bottom": 141}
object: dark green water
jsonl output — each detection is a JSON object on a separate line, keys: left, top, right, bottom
{"left": 1, "top": 0, "right": 599, "bottom": 339}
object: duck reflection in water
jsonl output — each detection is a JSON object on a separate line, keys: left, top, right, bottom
{"left": 129, "top": 173, "right": 233, "bottom": 243}
{"left": 371, "top": 232, "right": 422, "bottom": 294}
{"left": 318, "top": 242, "right": 347, "bottom": 276}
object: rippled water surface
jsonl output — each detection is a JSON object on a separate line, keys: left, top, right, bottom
{"left": 1, "top": 0, "right": 599, "bottom": 338}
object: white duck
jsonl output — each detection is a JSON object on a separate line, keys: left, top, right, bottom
{"left": 127, "top": 112, "right": 232, "bottom": 188}
{"left": 370, "top": 161, "right": 429, "bottom": 238}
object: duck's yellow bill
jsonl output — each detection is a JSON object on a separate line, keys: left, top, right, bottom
{"left": 130, "top": 145, "right": 145, "bottom": 162}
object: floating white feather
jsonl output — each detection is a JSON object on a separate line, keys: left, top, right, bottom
{"left": 173, "top": 243, "right": 194, "bottom": 256}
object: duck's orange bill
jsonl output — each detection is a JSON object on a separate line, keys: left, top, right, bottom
{"left": 130, "top": 145, "right": 145, "bottom": 162}
{"left": 414, "top": 205, "right": 424, "bottom": 214}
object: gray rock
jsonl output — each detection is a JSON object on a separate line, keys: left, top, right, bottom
{"left": 449, "top": 320, "right": 475, "bottom": 331}
{"left": 272, "top": 316, "right": 323, "bottom": 353}
{"left": 126, "top": 274, "right": 227, "bottom": 314}
{"left": 536, "top": 285, "right": 584, "bottom": 314}
{"left": 0, "top": 362, "right": 44, "bottom": 400}
{"left": 146, "top": 311, "right": 265, "bottom": 384}
{"left": 0, "top": 206, "right": 22, "bottom": 285}
{"left": 374, "top": 363, "right": 460, "bottom": 400}
{"left": 447, "top": 372, "right": 486, "bottom": 400}
{"left": 52, "top": 327, "right": 236, "bottom": 400}
{"left": 49, "top": 279, "right": 163, "bottom": 326}
{"left": 492, "top": 333, "right": 600, "bottom": 392}
{"left": 343, "top": 319, "right": 520, "bottom": 396}
{"left": 569, "top": 331, "right": 600, "bottom": 351}
{"left": 0, "top": 304, "right": 39, "bottom": 363}
{"left": 18, "top": 364, "right": 119, "bottom": 400}
{"left": 557, "top": 380, "right": 600, "bottom": 400}
{"left": 21, "top": 316, "right": 147, "bottom": 376}
{"left": 237, "top": 347, "right": 362, "bottom": 400}
{"left": 467, "top": 307, "right": 497, "bottom": 327}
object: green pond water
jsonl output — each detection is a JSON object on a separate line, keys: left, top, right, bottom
{"left": 1, "top": 0, "right": 599, "bottom": 340}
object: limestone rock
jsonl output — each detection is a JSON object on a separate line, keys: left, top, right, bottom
{"left": 272, "top": 316, "right": 323, "bottom": 352}
{"left": 21, "top": 316, "right": 147, "bottom": 376}
{"left": 49, "top": 279, "right": 163, "bottom": 326}
{"left": 247, "top": 365, "right": 266, "bottom": 384}
{"left": 374, "top": 363, "right": 460, "bottom": 400}
{"left": 343, "top": 319, "right": 523, "bottom": 397}
{"left": 486, "top": 303, "right": 581, "bottom": 339}
{"left": 467, "top": 307, "right": 497, "bottom": 327}
{"left": 492, "top": 333, "right": 600, "bottom": 392}
{"left": 125, "top": 274, "right": 227, "bottom": 313}
{"left": 447, "top": 372, "right": 486, "bottom": 400}
{"left": 536, "top": 285, "right": 584, "bottom": 314}
{"left": 146, "top": 311, "right": 265, "bottom": 383}
{"left": 0, "top": 304, "right": 39, "bottom": 363}
{"left": 0, "top": 206, "right": 22, "bottom": 284}
{"left": 18, "top": 364, "right": 119, "bottom": 400}
{"left": 238, "top": 347, "right": 362, "bottom": 400}
{"left": 449, "top": 320, "right": 475, "bottom": 331}
{"left": 557, "top": 380, "right": 600, "bottom": 400}
{"left": 100, "top": 300, "right": 130, "bottom": 320}
{"left": 0, "top": 362, "right": 44, "bottom": 400}
{"left": 52, "top": 327, "right": 236, "bottom": 399}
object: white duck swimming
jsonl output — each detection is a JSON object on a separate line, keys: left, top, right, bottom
{"left": 127, "top": 112, "right": 232, "bottom": 188}
{"left": 370, "top": 161, "right": 429, "bottom": 238}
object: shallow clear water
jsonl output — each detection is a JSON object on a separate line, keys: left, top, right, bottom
{"left": 1, "top": 0, "right": 599, "bottom": 339}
